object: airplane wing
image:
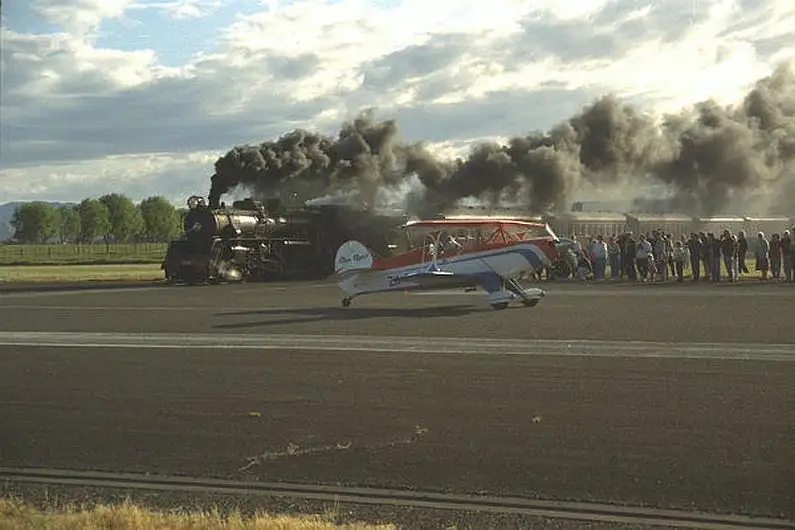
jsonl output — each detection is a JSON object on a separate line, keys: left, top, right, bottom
{"left": 396, "top": 268, "right": 503, "bottom": 293}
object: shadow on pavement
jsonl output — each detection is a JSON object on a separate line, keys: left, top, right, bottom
{"left": 214, "top": 304, "right": 486, "bottom": 329}
{"left": 0, "top": 281, "right": 167, "bottom": 294}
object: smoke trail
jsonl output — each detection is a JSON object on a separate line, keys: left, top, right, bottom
{"left": 209, "top": 109, "right": 400, "bottom": 208}
{"left": 653, "top": 63, "right": 795, "bottom": 214}
{"left": 209, "top": 62, "right": 795, "bottom": 216}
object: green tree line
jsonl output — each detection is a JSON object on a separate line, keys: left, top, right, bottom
{"left": 8, "top": 194, "right": 185, "bottom": 244}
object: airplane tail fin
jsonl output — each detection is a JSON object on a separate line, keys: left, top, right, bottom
{"left": 334, "top": 240, "right": 375, "bottom": 276}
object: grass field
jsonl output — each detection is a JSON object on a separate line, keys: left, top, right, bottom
{"left": 0, "top": 264, "right": 164, "bottom": 283}
{"left": 0, "top": 498, "right": 394, "bottom": 530}
{"left": 0, "top": 243, "right": 168, "bottom": 265}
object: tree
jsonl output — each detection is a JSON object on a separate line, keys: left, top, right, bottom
{"left": 59, "top": 205, "right": 81, "bottom": 243}
{"left": 11, "top": 202, "right": 61, "bottom": 243}
{"left": 76, "top": 198, "right": 110, "bottom": 243}
{"left": 99, "top": 193, "right": 144, "bottom": 243}
{"left": 138, "top": 196, "right": 181, "bottom": 242}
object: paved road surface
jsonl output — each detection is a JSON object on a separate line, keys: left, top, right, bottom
{"left": 1, "top": 282, "right": 793, "bottom": 520}
{"left": 1, "top": 280, "right": 793, "bottom": 343}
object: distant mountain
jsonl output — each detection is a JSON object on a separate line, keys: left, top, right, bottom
{"left": 0, "top": 201, "right": 73, "bottom": 242}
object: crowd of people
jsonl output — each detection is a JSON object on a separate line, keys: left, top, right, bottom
{"left": 559, "top": 227, "right": 795, "bottom": 284}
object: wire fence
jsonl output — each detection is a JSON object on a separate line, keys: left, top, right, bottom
{"left": 0, "top": 243, "right": 169, "bottom": 265}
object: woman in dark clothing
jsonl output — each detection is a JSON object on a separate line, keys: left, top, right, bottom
{"left": 769, "top": 233, "right": 782, "bottom": 279}
{"left": 623, "top": 234, "right": 637, "bottom": 280}
{"left": 737, "top": 231, "right": 749, "bottom": 274}
{"left": 687, "top": 233, "right": 702, "bottom": 281}
{"left": 782, "top": 230, "right": 793, "bottom": 283}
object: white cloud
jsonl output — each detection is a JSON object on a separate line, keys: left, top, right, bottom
{"left": 0, "top": 151, "right": 219, "bottom": 203}
{"left": 31, "top": 0, "right": 134, "bottom": 34}
{"left": 1, "top": 0, "right": 795, "bottom": 204}
{"left": 129, "top": 0, "right": 226, "bottom": 20}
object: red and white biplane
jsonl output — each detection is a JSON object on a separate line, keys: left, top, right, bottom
{"left": 334, "top": 218, "right": 562, "bottom": 311}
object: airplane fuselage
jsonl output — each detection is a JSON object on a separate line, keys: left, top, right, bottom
{"left": 339, "top": 242, "right": 547, "bottom": 296}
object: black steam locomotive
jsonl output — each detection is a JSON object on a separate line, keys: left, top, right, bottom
{"left": 161, "top": 195, "right": 408, "bottom": 284}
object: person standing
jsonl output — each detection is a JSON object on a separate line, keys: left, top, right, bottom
{"left": 700, "top": 232, "right": 711, "bottom": 281}
{"left": 635, "top": 235, "right": 653, "bottom": 282}
{"left": 782, "top": 230, "right": 793, "bottom": 283}
{"left": 756, "top": 232, "right": 770, "bottom": 280}
{"left": 769, "top": 233, "right": 782, "bottom": 279}
{"left": 687, "top": 233, "right": 702, "bottom": 281}
{"left": 672, "top": 241, "right": 686, "bottom": 282}
{"left": 737, "top": 231, "right": 749, "bottom": 274}
{"left": 624, "top": 233, "right": 637, "bottom": 281}
{"left": 607, "top": 236, "right": 621, "bottom": 281}
{"left": 707, "top": 233, "right": 721, "bottom": 282}
{"left": 651, "top": 230, "right": 667, "bottom": 282}
{"left": 591, "top": 235, "right": 608, "bottom": 281}
{"left": 720, "top": 230, "right": 738, "bottom": 282}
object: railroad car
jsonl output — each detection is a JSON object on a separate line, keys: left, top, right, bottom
{"left": 625, "top": 213, "right": 693, "bottom": 238}
{"left": 695, "top": 216, "right": 747, "bottom": 236}
{"left": 544, "top": 211, "right": 629, "bottom": 239}
{"left": 743, "top": 216, "right": 793, "bottom": 237}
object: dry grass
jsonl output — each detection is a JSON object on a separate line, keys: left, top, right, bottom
{"left": 0, "top": 498, "right": 396, "bottom": 530}
{"left": 0, "top": 264, "right": 163, "bottom": 283}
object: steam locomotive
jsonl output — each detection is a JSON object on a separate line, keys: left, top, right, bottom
{"left": 161, "top": 195, "right": 408, "bottom": 284}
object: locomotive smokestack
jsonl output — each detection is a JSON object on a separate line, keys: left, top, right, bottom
{"left": 208, "top": 174, "right": 223, "bottom": 209}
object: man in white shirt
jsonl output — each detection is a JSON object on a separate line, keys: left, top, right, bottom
{"left": 590, "top": 234, "right": 608, "bottom": 281}
{"left": 635, "top": 235, "right": 653, "bottom": 282}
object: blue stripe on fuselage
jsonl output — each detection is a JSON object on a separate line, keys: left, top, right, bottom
{"left": 431, "top": 245, "right": 544, "bottom": 270}
{"left": 391, "top": 245, "right": 544, "bottom": 294}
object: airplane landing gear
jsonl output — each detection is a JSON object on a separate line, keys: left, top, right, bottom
{"left": 341, "top": 297, "right": 353, "bottom": 307}
{"left": 504, "top": 277, "right": 543, "bottom": 308}
{"left": 491, "top": 302, "right": 509, "bottom": 311}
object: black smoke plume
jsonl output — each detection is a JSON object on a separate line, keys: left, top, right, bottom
{"left": 209, "top": 62, "right": 795, "bottom": 216}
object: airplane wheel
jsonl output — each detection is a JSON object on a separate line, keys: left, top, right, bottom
{"left": 491, "top": 302, "right": 509, "bottom": 311}
{"left": 522, "top": 299, "right": 539, "bottom": 307}
{"left": 341, "top": 297, "right": 352, "bottom": 308}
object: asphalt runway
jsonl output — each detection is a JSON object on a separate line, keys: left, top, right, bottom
{"left": 1, "top": 281, "right": 794, "bottom": 523}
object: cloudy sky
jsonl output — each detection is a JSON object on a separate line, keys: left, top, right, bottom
{"left": 2, "top": 0, "right": 794, "bottom": 205}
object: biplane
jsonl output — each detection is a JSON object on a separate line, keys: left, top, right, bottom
{"left": 334, "top": 218, "right": 563, "bottom": 310}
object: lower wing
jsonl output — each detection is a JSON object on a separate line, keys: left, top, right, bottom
{"left": 399, "top": 269, "right": 503, "bottom": 293}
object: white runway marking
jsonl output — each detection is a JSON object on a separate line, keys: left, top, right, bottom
{"left": 0, "top": 332, "right": 792, "bottom": 362}
{"left": 0, "top": 305, "right": 298, "bottom": 312}
{"left": 408, "top": 286, "right": 795, "bottom": 298}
